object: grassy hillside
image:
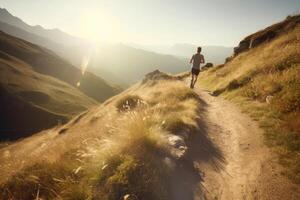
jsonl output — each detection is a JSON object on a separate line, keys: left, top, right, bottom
{"left": 0, "top": 71, "right": 204, "bottom": 199}
{"left": 0, "top": 31, "right": 121, "bottom": 102}
{"left": 0, "top": 48, "right": 98, "bottom": 140}
{"left": 0, "top": 30, "right": 121, "bottom": 140}
{"left": 198, "top": 15, "right": 300, "bottom": 183}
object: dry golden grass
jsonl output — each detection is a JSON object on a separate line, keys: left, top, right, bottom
{"left": 199, "top": 25, "right": 300, "bottom": 183}
{"left": 0, "top": 73, "right": 201, "bottom": 199}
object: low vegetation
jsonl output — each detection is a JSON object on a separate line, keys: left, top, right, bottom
{"left": 115, "top": 94, "right": 144, "bottom": 111}
{"left": 198, "top": 22, "right": 300, "bottom": 183}
{"left": 0, "top": 72, "right": 201, "bottom": 199}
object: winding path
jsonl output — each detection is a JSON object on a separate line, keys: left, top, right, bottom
{"left": 187, "top": 88, "right": 300, "bottom": 200}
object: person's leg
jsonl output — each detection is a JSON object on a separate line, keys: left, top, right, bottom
{"left": 193, "top": 75, "right": 198, "bottom": 86}
{"left": 190, "top": 74, "right": 194, "bottom": 88}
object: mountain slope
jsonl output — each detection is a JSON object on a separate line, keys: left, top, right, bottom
{"left": 1, "top": 69, "right": 300, "bottom": 199}
{"left": 0, "top": 71, "right": 204, "bottom": 199}
{"left": 0, "top": 31, "right": 121, "bottom": 140}
{"left": 0, "top": 31, "right": 121, "bottom": 102}
{"left": 0, "top": 20, "right": 87, "bottom": 67}
{"left": 0, "top": 8, "right": 83, "bottom": 46}
{"left": 198, "top": 14, "right": 300, "bottom": 184}
{"left": 0, "top": 48, "right": 97, "bottom": 140}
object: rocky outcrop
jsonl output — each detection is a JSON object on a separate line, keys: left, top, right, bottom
{"left": 142, "top": 70, "right": 179, "bottom": 84}
{"left": 201, "top": 63, "right": 214, "bottom": 70}
{"left": 234, "top": 14, "right": 300, "bottom": 56}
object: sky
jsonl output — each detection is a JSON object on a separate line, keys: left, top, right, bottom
{"left": 1, "top": 0, "right": 300, "bottom": 46}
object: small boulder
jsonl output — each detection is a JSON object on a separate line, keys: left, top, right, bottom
{"left": 266, "top": 95, "right": 274, "bottom": 104}
{"left": 167, "top": 135, "right": 187, "bottom": 159}
{"left": 225, "top": 56, "right": 233, "bottom": 63}
{"left": 201, "top": 63, "right": 214, "bottom": 70}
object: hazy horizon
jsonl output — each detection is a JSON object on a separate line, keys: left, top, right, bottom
{"left": 1, "top": 0, "right": 300, "bottom": 46}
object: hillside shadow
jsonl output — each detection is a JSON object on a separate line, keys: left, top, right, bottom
{"left": 169, "top": 97, "right": 225, "bottom": 200}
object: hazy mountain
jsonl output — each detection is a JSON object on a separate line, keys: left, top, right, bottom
{"left": 0, "top": 8, "right": 84, "bottom": 46}
{"left": 0, "top": 8, "right": 188, "bottom": 85}
{"left": 88, "top": 44, "right": 188, "bottom": 84}
{"left": 129, "top": 43, "right": 233, "bottom": 64}
{"left": 0, "top": 7, "right": 98, "bottom": 69}
{"left": 0, "top": 30, "right": 121, "bottom": 102}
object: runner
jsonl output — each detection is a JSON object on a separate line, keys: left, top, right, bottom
{"left": 189, "top": 47, "right": 205, "bottom": 88}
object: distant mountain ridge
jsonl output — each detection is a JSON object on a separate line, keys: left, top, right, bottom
{"left": 0, "top": 8, "right": 84, "bottom": 46}
{"left": 129, "top": 43, "right": 233, "bottom": 64}
{"left": 0, "top": 8, "right": 89, "bottom": 68}
{"left": 0, "top": 8, "right": 188, "bottom": 85}
{"left": 88, "top": 43, "right": 187, "bottom": 84}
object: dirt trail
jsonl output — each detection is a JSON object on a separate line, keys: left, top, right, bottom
{"left": 188, "top": 88, "right": 300, "bottom": 200}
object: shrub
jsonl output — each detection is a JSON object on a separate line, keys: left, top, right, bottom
{"left": 94, "top": 154, "right": 169, "bottom": 200}
{"left": 273, "top": 84, "right": 300, "bottom": 113}
{"left": 227, "top": 79, "right": 241, "bottom": 90}
{"left": 115, "top": 95, "right": 144, "bottom": 111}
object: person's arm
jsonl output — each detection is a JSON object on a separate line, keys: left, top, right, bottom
{"left": 190, "top": 55, "right": 194, "bottom": 64}
{"left": 201, "top": 55, "right": 205, "bottom": 64}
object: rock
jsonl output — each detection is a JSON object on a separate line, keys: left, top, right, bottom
{"left": 234, "top": 39, "right": 251, "bottom": 55}
{"left": 266, "top": 95, "right": 274, "bottom": 104}
{"left": 225, "top": 56, "right": 233, "bottom": 63}
{"left": 168, "top": 135, "right": 185, "bottom": 149}
{"left": 123, "top": 194, "right": 137, "bottom": 200}
{"left": 167, "top": 135, "right": 188, "bottom": 159}
{"left": 201, "top": 63, "right": 214, "bottom": 71}
{"left": 233, "top": 15, "right": 300, "bottom": 56}
{"left": 143, "top": 70, "right": 174, "bottom": 82}
{"left": 123, "top": 194, "right": 130, "bottom": 200}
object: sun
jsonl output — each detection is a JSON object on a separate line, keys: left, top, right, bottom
{"left": 80, "top": 9, "right": 121, "bottom": 42}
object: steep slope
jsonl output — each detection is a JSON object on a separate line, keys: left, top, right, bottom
{"left": 198, "top": 14, "right": 300, "bottom": 184}
{"left": 1, "top": 67, "right": 299, "bottom": 199}
{"left": 0, "top": 31, "right": 121, "bottom": 102}
{"left": 0, "top": 71, "right": 204, "bottom": 199}
{"left": 0, "top": 47, "right": 97, "bottom": 140}
{"left": 233, "top": 14, "right": 300, "bottom": 56}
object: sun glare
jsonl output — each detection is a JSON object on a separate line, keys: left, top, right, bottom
{"left": 80, "top": 9, "right": 121, "bottom": 42}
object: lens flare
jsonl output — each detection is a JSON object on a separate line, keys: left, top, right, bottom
{"left": 80, "top": 54, "right": 90, "bottom": 75}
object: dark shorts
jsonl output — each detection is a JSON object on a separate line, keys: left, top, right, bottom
{"left": 191, "top": 68, "right": 200, "bottom": 76}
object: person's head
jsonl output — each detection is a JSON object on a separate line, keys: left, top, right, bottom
{"left": 197, "top": 47, "right": 202, "bottom": 53}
